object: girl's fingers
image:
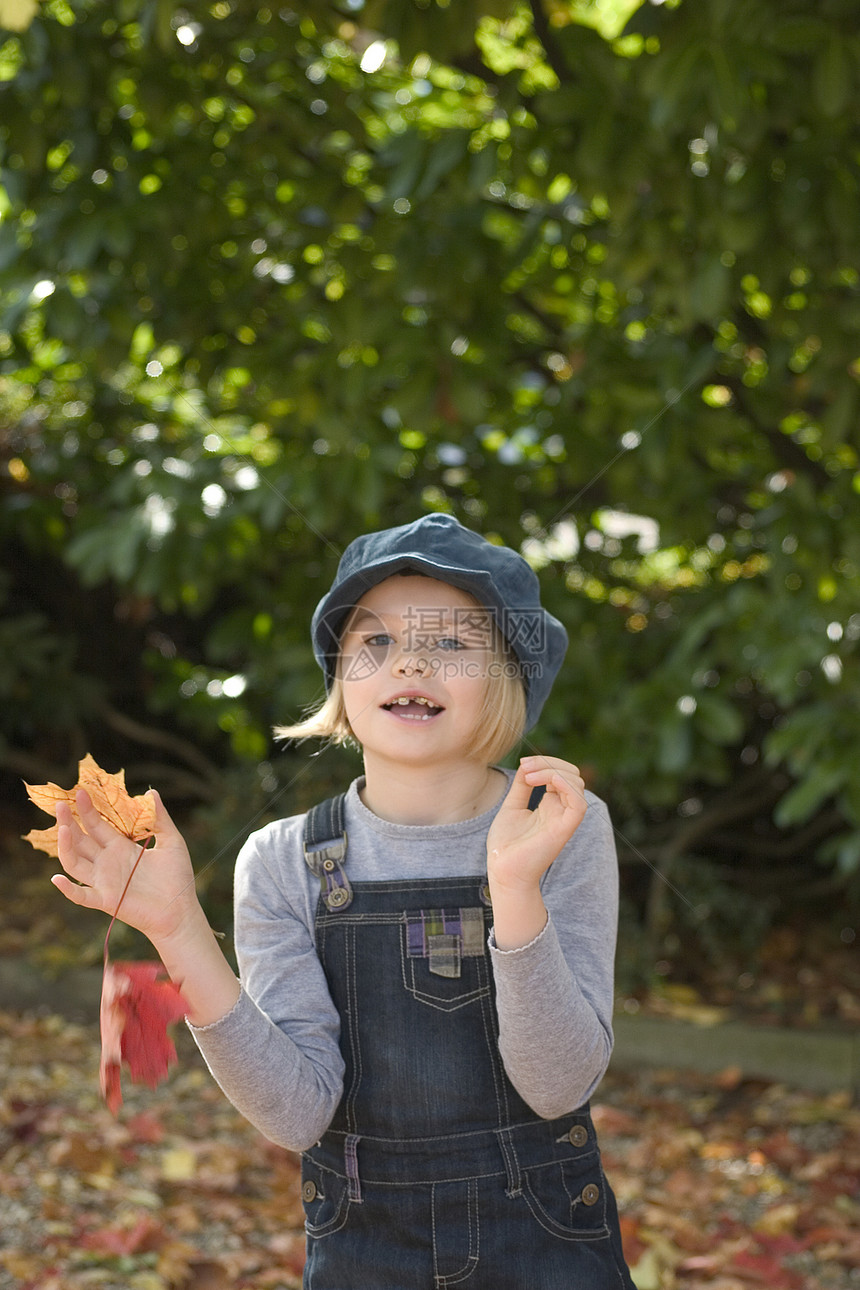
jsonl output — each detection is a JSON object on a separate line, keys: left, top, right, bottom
{"left": 50, "top": 873, "right": 98, "bottom": 907}
{"left": 552, "top": 768, "right": 586, "bottom": 803}
{"left": 522, "top": 761, "right": 585, "bottom": 800}
{"left": 149, "top": 789, "right": 184, "bottom": 845}
{"left": 76, "top": 786, "right": 179, "bottom": 851}
{"left": 55, "top": 798, "right": 84, "bottom": 839}
{"left": 73, "top": 788, "right": 126, "bottom": 847}
{"left": 501, "top": 767, "right": 541, "bottom": 811}
{"left": 55, "top": 815, "right": 96, "bottom": 882}
{"left": 496, "top": 762, "right": 587, "bottom": 850}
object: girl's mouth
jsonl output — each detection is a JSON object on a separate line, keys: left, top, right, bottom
{"left": 382, "top": 696, "right": 444, "bottom": 720}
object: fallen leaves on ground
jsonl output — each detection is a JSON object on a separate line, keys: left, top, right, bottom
{"left": 0, "top": 1013, "right": 305, "bottom": 1290}
{"left": 624, "top": 923, "right": 860, "bottom": 1031}
{"left": 1, "top": 1012, "right": 857, "bottom": 1290}
{"left": 596, "top": 1065, "right": 860, "bottom": 1290}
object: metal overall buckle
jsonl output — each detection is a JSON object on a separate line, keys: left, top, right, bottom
{"left": 304, "top": 833, "right": 353, "bottom": 911}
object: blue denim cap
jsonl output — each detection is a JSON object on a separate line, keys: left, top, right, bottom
{"left": 311, "top": 513, "right": 568, "bottom": 731}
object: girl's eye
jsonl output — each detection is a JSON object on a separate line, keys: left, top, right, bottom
{"left": 364, "top": 633, "right": 394, "bottom": 649}
{"left": 435, "top": 637, "right": 465, "bottom": 652}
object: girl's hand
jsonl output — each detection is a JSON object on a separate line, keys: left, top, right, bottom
{"left": 486, "top": 756, "right": 587, "bottom": 896}
{"left": 52, "top": 787, "right": 201, "bottom": 948}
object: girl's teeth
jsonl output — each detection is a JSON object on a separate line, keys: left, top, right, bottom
{"left": 387, "top": 696, "right": 439, "bottom": 718}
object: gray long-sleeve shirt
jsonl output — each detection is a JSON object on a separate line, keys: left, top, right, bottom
{"left": 190, "top": 773, "right": 619, "bottom": 1151}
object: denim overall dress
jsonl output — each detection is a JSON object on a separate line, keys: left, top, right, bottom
{"left": 299, "top": 794, "right": 635, "bottom": 1289}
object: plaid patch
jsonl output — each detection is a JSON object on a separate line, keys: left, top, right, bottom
{"left": 427, "top": 934, "right": 460, "bottom": 979}
{"left": 406, "top": 908, "right": 486, "bottom": 978}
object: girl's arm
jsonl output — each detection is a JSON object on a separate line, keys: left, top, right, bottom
{"left": 485, "top": 759, "right": 617, "bottom": 1118}
{"left": 53, "top": 788, "right": 240, "bottom": 1027}
{"left": 188, "top": 821, "right": 345, "bottom": 1148}
{"left": 52, "top": 790, "right": 344, "bottom": 1148}
{"left": 486, "top": 755, "right": 588, "bottom": 950}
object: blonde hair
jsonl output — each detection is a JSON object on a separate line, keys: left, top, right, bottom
{"left": 275, "top": 625, "right": 527, "bottom": 765}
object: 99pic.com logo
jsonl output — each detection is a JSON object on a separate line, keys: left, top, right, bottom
{"left": 338, "top": 605, "right": 544, "bottom": 684}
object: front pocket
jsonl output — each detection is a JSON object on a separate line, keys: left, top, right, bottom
{"left": 400, "top": 909, "right": 492, "bottom": 1011}
{"left": 301, "top": 1159, "right": 351, "bottom": 1239}
{"left": 521, "top": 1153, "right": 611, "bottom": 1241}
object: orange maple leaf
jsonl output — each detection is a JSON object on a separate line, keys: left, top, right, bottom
{"left": 23, "top": 753, "right": 157, "bottom": 856}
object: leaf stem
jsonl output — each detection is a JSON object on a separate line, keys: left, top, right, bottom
{"left": 103, "top": 835, "right": 155, "bottom": 968}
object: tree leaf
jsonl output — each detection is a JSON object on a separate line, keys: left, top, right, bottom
{"left": 774, "top": 764, "right": 847, "bottom": 828}
{"left": 0, "top": 0, "right": 39, "bottom": 32}
{"left": 100, "top": 961, "right": 187, "bottom": 1115}
{"left": 23, "top": 753, "right": 157, "bottom": 856}
{"left": 813, "top": 38, "right": 853, "bottom": 118}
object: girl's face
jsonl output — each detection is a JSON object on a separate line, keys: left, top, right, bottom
{"left": 338, "top": 575, "right": 494, "bottom": 769}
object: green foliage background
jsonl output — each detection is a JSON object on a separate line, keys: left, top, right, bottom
{"left": 2, "top": 0, "right": 859, "bottom": 972}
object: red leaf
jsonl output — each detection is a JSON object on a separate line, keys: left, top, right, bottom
{"left": 618, "top": 1214, "right": 648, "bottom": 1265}
{"left": 729, "top": 1250, "right": 804, "bottom": 1287}
{"left": 100, "top": 961, "right": 187, "bottom": 1114}
{"left": 80, "top": 1214, "right": 164, "bottom": 1256}
{"left": 756, "top": 1233, "right": 808, "bottom": 1257}
{"left": 125, "top": 1110, "right": 166, "bottom": 1144}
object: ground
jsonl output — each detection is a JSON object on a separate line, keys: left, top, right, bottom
{"left": 0, "top": 1010, "right": 858, "bottom": 1290}
{"left": 1, "top": 818, "right": 858, "bottom": 1290}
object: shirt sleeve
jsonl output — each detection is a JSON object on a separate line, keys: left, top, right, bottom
{"left": 188, "top": 820, "right": 345, "bottom": 1151}
{"left": 488, "top": 793, "right": 618, "bottom": 1119}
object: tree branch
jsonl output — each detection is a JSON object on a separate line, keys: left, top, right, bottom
{"left": 724, "top": 378, "right": 831, "bottom": 491}
{"left": 118, "top": 761, "right": 225, "bottom": 805}
{"left": 98, "top": 704, "right": 224, "bottom": 787}
{"left": 706, "top": 808, "right": 845, "bottom": 863}
{"left": 527, "top": 0, "right": 570, "bottom": 86}
{"left": 636, "top": 772, "right": 782, "bottom": 939}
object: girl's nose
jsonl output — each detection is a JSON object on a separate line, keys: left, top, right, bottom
{"left": 394, "top": 646, "right": 429, "bottom": 677}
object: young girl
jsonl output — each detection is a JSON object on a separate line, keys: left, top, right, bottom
{"left": 52, "top": 512, "right": 636, "bottom": 1289}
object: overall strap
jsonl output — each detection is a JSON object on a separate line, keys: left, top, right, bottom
{"left": 303, "top": 792, "right": 353, "bottom": 911}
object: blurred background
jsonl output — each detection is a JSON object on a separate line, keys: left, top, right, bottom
{"left": 1, "top": 0, "right": 858, "bottom": 1014}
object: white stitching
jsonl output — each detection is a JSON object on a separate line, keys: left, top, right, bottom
{"left": 343, "top": 925, "right": 362, "bottom": 1133}
{"left": 477, "top": 959, "right": 508, "bottom": 1123}
{"left": 433, "top": 1179, "right": 480, "bottom": 1287}
{"left": 520, "top": 1163, "right": 610, "bottom": 1242}
{"left": 400, "top": 920, "right": 492, "bottom": 1012}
